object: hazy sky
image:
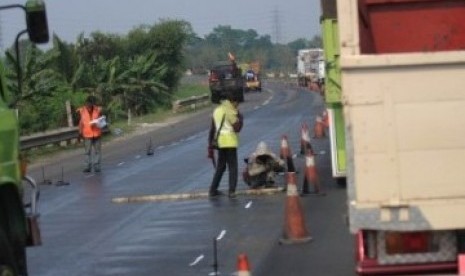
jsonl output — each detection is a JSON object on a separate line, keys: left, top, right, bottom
{"left": 0, "top": 0, "right": 322, "bottom": 50}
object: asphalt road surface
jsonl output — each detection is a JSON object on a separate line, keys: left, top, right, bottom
{"left": 26, "top": 81, "right": 356, "bottom": 276}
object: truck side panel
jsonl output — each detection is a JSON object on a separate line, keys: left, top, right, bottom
{"left": 321, "top": 0, "right": 346, "bottom": 177}
{"left": 338, "top": 0, "right": 465, "bottom": 233}
{"left": 357, "top": 0, "right": 465, "bottom": 54}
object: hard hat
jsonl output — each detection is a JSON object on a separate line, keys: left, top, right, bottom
{"left": 255, "top": 141, "right": 270, "bottom": 156}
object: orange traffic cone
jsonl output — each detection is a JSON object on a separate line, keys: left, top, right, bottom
{"left": 280, "top": 172, "right": 312, "bottom": 245}
{"left": 237, "top": 253, "right": 251, "bottom": 276}
{"left": 322, "top": 110, "right": 329, "bottom": 128}
{"left": 313, "top": 116, "right": 325, "bottom": 138}
{"left": 280, "top": 135, "right": 296, "bottom": 172}
{"left": 301, "top": 153, "right": 325, "bottom": 196}
{"left": 280, "top": 135, "right": 290, "bottom": 159}
{"left": 300, "top": 123, "right": 313, "bottom": 155}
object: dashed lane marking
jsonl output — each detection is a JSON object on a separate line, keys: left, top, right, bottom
{"left": 245, "top": 201, "right": 253, "bottom": 209}
{"left": 216, "top": 230, "right": 226, "bottom": 240}
{"left": 189, "top": 254, "right": 204, "bottom": 266}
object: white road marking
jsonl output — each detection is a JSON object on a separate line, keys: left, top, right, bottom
{"left": 135, "top": 155, "right": 141, "bottom": 159}
{"left": 319, "top": 150, "right": 326, "bottom": 155}
{"left": 245, "top": 201, "right": 253, "bottom": 209}
{"left": 216, "top": 230, "right": 226, "bottom": 240}
{"left": 117, "top": 162, "right": 125, "bottom": 166}
{"left": 189, "top": 254, "right": 204, "bottom": 266}
{"left": 263, "top": 99, "right": 271, "bottom": 105}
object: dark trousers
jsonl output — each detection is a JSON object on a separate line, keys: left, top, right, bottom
{"left": 84, "top": 137, "right": 101, "bottom": 170}
{"left": 210, "top": 148, "right": 238, "bottom": 194}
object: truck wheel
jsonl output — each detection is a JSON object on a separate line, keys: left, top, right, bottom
{"left": 238, "top": 89, "right": 245, "bottom": 102}
{"left": 0, "top": 228, "right": 18, "bottom": 276}
{"left": 211, "top": 92, "right": 220, "bottom": 104}
{"left": 336, "top": 177, "right": 347, "bottom": 187}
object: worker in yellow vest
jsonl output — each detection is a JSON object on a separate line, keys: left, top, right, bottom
{"left": 208, "top": 92, "right": 243, "bottom": 198}
{"left": 78, "top": 95, "right": 104, "bottom": 173}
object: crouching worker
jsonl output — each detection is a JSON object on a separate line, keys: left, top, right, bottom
{"left": 243, "top": 141, "right": 285, "bottom": 188}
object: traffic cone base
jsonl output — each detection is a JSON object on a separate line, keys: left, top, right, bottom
{"left": 279, "top": 235, "right": 313, "bottom": 245}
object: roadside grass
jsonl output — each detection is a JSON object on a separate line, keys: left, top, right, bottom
{"left": 25, "top": 82, "right": 210, "bottom": 162}
{"left": 173, "top": 83, "right": 209, "bottom": 100}
{"left": 107, "top": 83, "right": 210, "bottom": 136}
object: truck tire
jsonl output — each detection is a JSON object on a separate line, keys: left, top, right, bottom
{"left": 0, "top": 227, "right": 18, "bottom": 276}
{"left": 336, "top": 177, "right": 347, "bottom": 187}
{"left": 211, "top": 91, "right": 220, "bottom": 104}
{"left": 238, "top": 88, "right": 244, "bottom": 103}
{"left": 0, "top": 186, "right": 28, "bottom": 276}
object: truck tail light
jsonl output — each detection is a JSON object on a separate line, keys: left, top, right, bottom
{"left": 209, "top": 72, "right": 219, "bottom": 82}
{"left": 385, "top": 232, "right": 437, "bottom": 254}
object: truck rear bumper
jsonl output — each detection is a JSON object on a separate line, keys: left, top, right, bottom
{"left": 357, "top": 260, "right": 456, "bottom": 275}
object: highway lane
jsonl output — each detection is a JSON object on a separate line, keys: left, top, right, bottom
{"left": 26, "top": 81, "right": 355, "bottom": 275}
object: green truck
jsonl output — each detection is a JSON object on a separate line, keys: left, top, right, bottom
{"left": 0, "top": 1, "right": 49, "bottom": 275}
{"left": 320, "top": 0, "right": 346, "bottom": 184}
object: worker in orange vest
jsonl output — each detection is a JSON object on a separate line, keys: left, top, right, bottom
{"left": 78, "top": 95, "right": 104, "bottom": 173}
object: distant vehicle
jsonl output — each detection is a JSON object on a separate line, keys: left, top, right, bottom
{"left": 208, "top": 61, "right": 244, "bottom": 104}
{"left": 297, "top": 48, "right": 324, "bottom": 87}
{"left": 240, "top": 61, "right": 262, "bottom": 92}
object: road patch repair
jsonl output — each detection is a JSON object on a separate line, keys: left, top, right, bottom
{"left": 112, "top": 187, "right": 284, "bottom": 203}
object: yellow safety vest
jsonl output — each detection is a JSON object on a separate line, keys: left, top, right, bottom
{"left": 213, "top": 100, "right": 239, "bottom": 148}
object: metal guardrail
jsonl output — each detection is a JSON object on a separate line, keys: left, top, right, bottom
{"left": 20, "top": 95, "right": 212, "bottom": 151}
{"left": 20, "top": 126, "right": 80, "bottom": 151}
{"left": 171, "top": 94, "right": 210, "bottom": 113}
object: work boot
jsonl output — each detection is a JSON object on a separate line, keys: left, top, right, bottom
{"left": 83, "top": 167, "right": 91, "bottom": 173}
{"left": 209, "top": 190, "right": 224, "bottom": 198}
{"left": 94, "top": 167, "right": 101, "bottom": 173}
{"left": 228, "top": 191, "right": 237, "bottom": 199}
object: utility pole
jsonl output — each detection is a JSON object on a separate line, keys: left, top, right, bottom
{"left": 272, "top": 7, "right": 282, "bottom": 44}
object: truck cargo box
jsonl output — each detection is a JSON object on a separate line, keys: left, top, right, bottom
{"left": 338, "top": 0, "right": 465, "bottom": 232}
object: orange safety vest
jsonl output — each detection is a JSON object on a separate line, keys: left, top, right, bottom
{"left": 78, "top": 105, "right": 102, "bottom": 138}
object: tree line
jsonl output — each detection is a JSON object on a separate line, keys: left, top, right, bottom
{"left": 2, "top": 19, "right": 321, "bottom": 135}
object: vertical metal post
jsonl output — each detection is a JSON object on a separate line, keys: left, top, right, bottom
{"left": 212, "top": 238, "right": 218, "bottom": 275}
{"left": 66, "top": 100, "right": 73, "bottom": 127}
{"left": 14, "top": 29, "right": 28, "bottom": 100}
